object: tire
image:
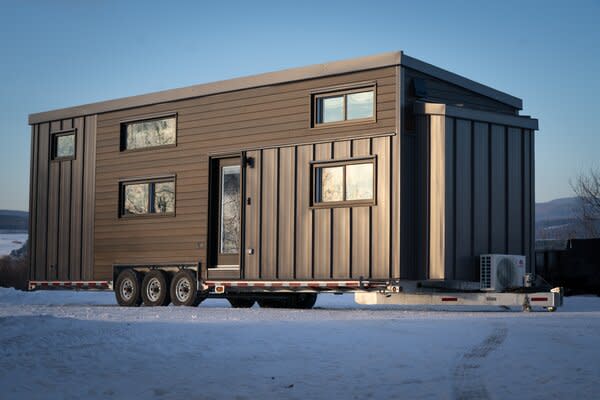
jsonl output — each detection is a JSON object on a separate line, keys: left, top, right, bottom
{"left": 227, "top": 297, "right": 256, "bottom": 308}
{"left": 257, "top": 297, "right": 287, "bottom": 308}
{"left": 114, "top": 269, "right": 142, "bottom": 307}
{"left": 258, "top": 294, "right": 318, "bottom": 309}
{"left": 141, "top": 270, "right": 171, "bottom": 306}
{"left": 291, "top": 293, "right": 318, "bottom": 309}
{"left": 257, "top": 295, "right": 294, "bottom": 308}
{"left": 170, "top": 270, "right": 203, "bottom": 307}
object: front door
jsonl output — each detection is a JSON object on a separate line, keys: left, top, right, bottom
{"left": 211, "top": 157, "right": 242, "bottom": 267}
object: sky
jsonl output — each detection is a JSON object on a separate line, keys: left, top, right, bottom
{"left": 0, "top": 0, "right": 598, "bottom": 210}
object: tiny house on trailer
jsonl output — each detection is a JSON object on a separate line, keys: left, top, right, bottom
{"left": 27, "top": 51, "right": 562, "bottom": 310}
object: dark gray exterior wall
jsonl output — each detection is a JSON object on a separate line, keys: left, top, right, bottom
{"left": 29, "top": 116, "right": 96, "bottom": 281}
{"left": 414, "top": 103, "right": 537, "bottom": 281}
{"left": 28, "top": 52, "right": 537, "bottom": 285}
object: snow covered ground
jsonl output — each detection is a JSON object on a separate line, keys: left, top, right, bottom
{"left": 1, "top": 288, "right": 599, "bottom": 400}
{"left": 0, "top": 233, "right": 27, "bottom": 256}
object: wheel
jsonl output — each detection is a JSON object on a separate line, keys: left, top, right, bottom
{"left": 141, "top": 270, "right": 171, "bottom": 306}
{"left": 114, "top": 269, "right": 142, "bottom": 307}
{"left": 227, "top": 297, "right": 256, "bottom": 308}
{"left": 257, "top": 296, "right": 289, "bottom": 308}
{"left": 170, "top": 270, "right": 203, "bottom": 307}
{"left": 291, "top": 293, "right": 318, "bottom": 309}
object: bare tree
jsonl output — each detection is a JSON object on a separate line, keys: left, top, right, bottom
{"left": 571, "top": 167, "right": 600, "bottom": 237}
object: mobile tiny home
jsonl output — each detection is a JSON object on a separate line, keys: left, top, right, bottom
{"left": 28, "top": 51, "right": 557, "bottom": 309}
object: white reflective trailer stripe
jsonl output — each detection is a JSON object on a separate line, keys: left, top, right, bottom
{"left": 28, "top": 281, "right": 112, "bottom": 290}
{"left": 204, "top": 280, "right": 363, "bottom": 288}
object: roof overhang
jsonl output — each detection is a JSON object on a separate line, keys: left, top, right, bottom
{"left": 414, "top": 102, "right": 538, "bottom": 130}
{"left": 29, "top": 51, "right": 524, "bottom": 125}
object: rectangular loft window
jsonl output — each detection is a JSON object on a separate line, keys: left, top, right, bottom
{"left": 120, "top": 177, "right": 175, "bottom": 217}
{"left": 51, "top": 130, "right": 76, "bottom": 160}
{"left": 120, "top": 115, "right": 176, "bottom": 151}
{"left": 314, "top": 87, "right": 375, "bottom": 126}
{"left": 312, "top": 158, "right": 375, "bottom": 207}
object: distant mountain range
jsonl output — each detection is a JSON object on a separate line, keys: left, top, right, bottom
{"left": 535, "top": 197, "right": 599, "bottom": 239}
{"left": 0, "top": 210, "right": 28, "bottom": 232}
{"left": 0, "top": 198, "right": 594, "bottom": 239}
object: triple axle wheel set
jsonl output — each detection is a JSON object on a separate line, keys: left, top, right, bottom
{"left": 114, "top": 269, "right": 317, "bottom": 309}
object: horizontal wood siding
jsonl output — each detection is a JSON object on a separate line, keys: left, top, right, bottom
{"left": 94, "top": 67, "right": 397, "bottom": 280}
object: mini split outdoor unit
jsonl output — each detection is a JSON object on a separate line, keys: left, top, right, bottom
{"left": 480, "top": 254, "right": 526, "bottom": 291}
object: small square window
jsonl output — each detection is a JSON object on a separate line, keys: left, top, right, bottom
{"left": 312, "top": 158, "right": 375, "bottom": 207}
{"left": 314, "top": 87, "right": 375, "bottom": 126}
{"left": 51, "top": 131, "right": 76, "bottom": 160}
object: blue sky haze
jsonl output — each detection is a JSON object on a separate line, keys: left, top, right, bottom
{"left": 1, "top": 0, "right": 598, "bottom": 210}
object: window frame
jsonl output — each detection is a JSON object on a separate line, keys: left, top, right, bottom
{"left": 312, "top": 84, "right": 377, "bottom": 128}
{"left": 50, "top": 129, "right": 77, "bottom": 161}
{"left": 310, "top": 156, "right": 377, "bottom": 208}
{"left": 118, "top": 175, "right": 177, "bottom": 218}
{"left": 119, "top": 113, "right": 178, "bottom": 152}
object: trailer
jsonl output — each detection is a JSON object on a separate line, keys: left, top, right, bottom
{"left": 27, "top": 51, "right": 562, "bottom": 311}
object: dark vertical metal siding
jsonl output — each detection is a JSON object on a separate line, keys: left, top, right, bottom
{"left": 242, "top": 134, "right": 396, "bottom": 281}
{"left": 414, "top": 115, "right": 430, "bottom": 280}
{"left": 278, "top": 146, "right": 295, "bottom": 279}
{"left": 313, "top": 143, "right": 332, "bottom": 279}
{"left": 82, "top": 115, "right": 96, "bottom": 280}
{"left": 260, "top": 148, "right": 277, "bottom": 278}
{"left": 426, "top": 116, "right": 535, "bottom": 281}
{"left": 29, "top": 116, "right": 96, "bottom": 281}
{"left": 70, "top": 117, "right": 84, "bottom": 280}
{"left": 400, "top": 133, "right": 417, "bottom": 279}
{"left": 507, "top": 127, "right": 523, "bottom": 255}
{"left": 28, "top": 126, "right": 38, "bottom": 281}
{"left": 490, "top": 124, "right": 507, "bottom": 253}
{"left": 454, "top": 119, "right": 473, "bottom": 280}
{"left": 34, "top": 123, "right": 49, "bottom": 280}
{"left": 528, "top": 131, "right": 535, "bottom": 273}
{"left": 351, "top": 139, "right": 371, "bottom": 278}
{"left": 332, "top": 141, "right": 351, "bottom": 279}
{"left": 295, "top": 145, "right": 313, "bottom": 279}
{"left": 443, "top": 117, "right": 455, "bottom": 280}
{"left": 472, "top": 122, "right": 490, "bottom": 267}
{"left": 371, "top": 137, "right": 390, "bottom": 278}
{"left": 243, "top": 150, "right": 261, "bottom": 279}
{"left": 46, "top": 121, "right": 61, "bottom": 280}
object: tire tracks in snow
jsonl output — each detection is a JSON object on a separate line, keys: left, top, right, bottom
{"left": 453, "top": 324, "right": 508, "bottom": 400}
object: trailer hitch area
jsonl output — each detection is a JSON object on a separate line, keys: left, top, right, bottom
{"left": 522, "top": 295, "right": 532, "bottom": 312}
{"left": 551, "top": 287, "right": 564, "bottom": 306}
{"left": 378, "top": 280, "right": 402, "bottom": 297}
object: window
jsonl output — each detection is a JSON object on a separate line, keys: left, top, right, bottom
{"left": 51, "top": 130, "right": 76, "bottom": 160}
{"left": 313, "top": 158, "right": 375, "bottom": 207}
{"left": 314, "top": 88, "right": 375, "bottom": 126}
{"left": 220, "top": 165, "right": 241, "bottom": 254}
{"left": 120, "top": 115, "right": 176, "bottom": 151}
{"left": 120, "top": 177, "right": 175, "bottom": 217}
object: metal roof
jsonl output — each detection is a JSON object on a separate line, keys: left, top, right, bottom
{"left": 28, "top": 51, "right": 523, "bottom": 124}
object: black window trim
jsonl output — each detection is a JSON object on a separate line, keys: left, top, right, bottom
{"left": 310, "top": 156, "right": 377, "bottom": 208}
{"left": 118, "top": 174, "right": 177, "bottom": 218}
{"left": 50, "top": 128, "right": 77, "bottom": 161}
{"left": 311, "top": 83, "right": 377, "bottom": 128}
{"left": 119, "top": 113, "right": 178, "bottom": 152}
